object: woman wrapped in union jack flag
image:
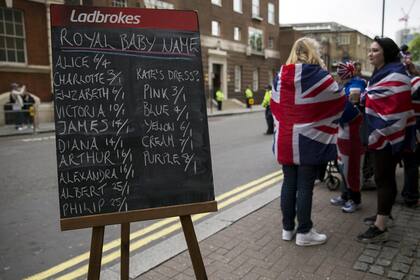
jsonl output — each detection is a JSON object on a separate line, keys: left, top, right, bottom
{"left": 330, "top": 61, "right": 367, "bottom": 213}
{"left": 271, "top": 37, "right": 345, "bottom": 246}
{"left": 357, "top": 36, "right": 416, "bottom": 243}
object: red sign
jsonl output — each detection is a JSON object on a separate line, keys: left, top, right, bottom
{"left": 51, "top": 5, "right": 199, "bottom": 31}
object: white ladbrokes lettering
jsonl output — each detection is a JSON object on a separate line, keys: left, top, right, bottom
{"left": 70, "top": 10, "right": 141, "bottom": 25}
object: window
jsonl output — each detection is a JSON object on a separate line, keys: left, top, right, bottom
{"left": 212, "top": 0, "right": 222, "bottom": 6}
{"left": 234, "top": 65, "right": 242, "bottom": 92}
{"left": 252, "top": 69, "right": 259, "bottom": 91}
{"left": 337, "top": 34, "right": 350, "bottom": 45}
{"left": 268, "top": 3, "right": 275, "bottom": 24}
{"left": 212, "top": 21, "right": 220, "bottom": 37}
{"left": 248, "top": 27, "right": 263, "bottom": 52}
{"left": 143, "top": 0, "right": 174, "bottom": 9}
{"left": 268, "top": 36, "right": 274, "bottom": 49}
{"left": 64, "top": 0, "right": 82, "bottom": 5}
{"left": 252, "top": 0, "right": 260, "bottom": 18}
{"left": 0, "top": 8, "right": 26, "bottom": 63}
{"left": 357, "top": 34, "right": 361, "bottom": 45}
{"left": 234, "top": 27, "right": 241, "bottom": 41}
{"left": 233, "top": 0, "right": 242, "bottom": 13}
{"left": 112, "top": 0, "right": 127, "bottom": 7}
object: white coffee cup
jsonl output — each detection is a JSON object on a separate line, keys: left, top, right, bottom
{"left": 349, "top": 88, "right": 361, "bottom": 104}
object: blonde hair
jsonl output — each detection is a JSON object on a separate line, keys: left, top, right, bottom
{"left": 286, "top": 37, "right": 326, "bottom": 68}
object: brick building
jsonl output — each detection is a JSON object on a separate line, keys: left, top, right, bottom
{"left": 279, "top": 22, "right": 374, "bottom": 77}
{"left": 0, "top": 0, "right": 62, "bottom": 101}
{"left": 1, "top": 0, "right": 281, "bottom": 103}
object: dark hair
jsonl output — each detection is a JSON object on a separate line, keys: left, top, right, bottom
{"left": 400, "top": 44, "right": 409, "bottom": 52}
{"left": 373, "top": 36, "right": 400, "bottom": 64}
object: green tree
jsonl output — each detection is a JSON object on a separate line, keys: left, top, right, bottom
{"left": 408, "top": 33, "right": 420, "bottom": 63}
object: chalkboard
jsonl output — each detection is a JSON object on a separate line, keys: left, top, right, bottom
{"left": 50, "top": 5, "right": 215, "bottom": 224}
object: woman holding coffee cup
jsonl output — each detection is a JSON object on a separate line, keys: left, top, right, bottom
{"left": 330, "top": 61, "right": 366, "bottom": 213}
{"left": 357, "top": 37, "right": 416, "bottom": 243}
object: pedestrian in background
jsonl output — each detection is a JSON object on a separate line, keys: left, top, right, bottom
{"left": 271, "top": 37, "right": 345, "bottom": 246}
{"left": 261, "top": 84, "right": 273, "bottom": 134}
{"left": 215, "top": 88, "right": 224, "bottom": 111}
{"left": 245, "top": 85, "right": 254, "bottom": 108}
{"left": 400, "top": 45, "right": 420, "bottom": 207}
{"left": 9, "top": 83, "right": 25, "bottom": 130}
{"left": 22, "top": 90, "right": 35, "bottom": 127}
{"left": 330, "top": 61, "right": 366, "bottom": 213}
{"left": 357, "top": 36, "right": 416, "bottom": 243}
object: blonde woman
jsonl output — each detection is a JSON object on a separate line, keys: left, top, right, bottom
{"left": 271, "top": 37, "right": 345, "bottom": 246}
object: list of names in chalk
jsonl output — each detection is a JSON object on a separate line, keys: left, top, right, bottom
{"left": 54, "top": 49, "right": 134, "bottom": 218}
{"left": 52, "top": 25, "right": 213, "bottom": 219}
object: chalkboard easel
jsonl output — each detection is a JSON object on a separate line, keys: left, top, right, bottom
{"left": 70, "top": 200, "right": 218, "bottom": 280}
{"left": 51, "top": 5, "right": 217, "bottom": 279}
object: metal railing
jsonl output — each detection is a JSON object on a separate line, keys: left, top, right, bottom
{"left": 1, "top": 102, "right": 38, "bottom": 134}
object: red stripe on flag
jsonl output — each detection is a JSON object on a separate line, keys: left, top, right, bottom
{"left": 304, "top": 76, "right": 335, "bottom": 98}
{"left": 314, "top": 125, "right": 338, "bottom": 134}
{"left": 376, "top": 81, "right": 407, "bottom": 87}
{"left": 276, "top": 64, "right": 296, "bottom": 164}
{"left": 366, "top": 91, "right": 413, "bottom": 115}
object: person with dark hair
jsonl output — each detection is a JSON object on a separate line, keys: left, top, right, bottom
{"left": 261, "top": 84, "right": 274, "bottom": 134}
{"left": 401, "top": 44, "right": 419, "bottom": 76}
{"left": 401, "top": 76, "right": 420, "bottom": 207}
{"left": 357, "top": 36, "right": 416, "bottom": 243}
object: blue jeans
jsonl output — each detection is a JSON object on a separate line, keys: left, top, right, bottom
{"left": 281, "top": 164, "right": 319, "bottom": 234}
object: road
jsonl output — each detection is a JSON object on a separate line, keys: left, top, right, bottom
{"left": 0, "top": 112, "right": 281, "bottom": 280}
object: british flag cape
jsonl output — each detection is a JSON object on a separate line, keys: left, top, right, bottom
{"left": 365, "top": 62, "right": 416, "bottom": 153}
{"left": 411, "top": 76, "right": 420, "bottom": 141}
{"left": 337, "top": 116, "right": 364, "bottom": 192}
{"left": 271, "top": 64, "right": 345, "bottom": 165}
{"left": 337, "top": 77, "right": 366, "bottom": 192}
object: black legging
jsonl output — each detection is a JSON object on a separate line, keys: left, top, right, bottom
{"left": 373, "top": 149, "right": 400, "bottom": 215}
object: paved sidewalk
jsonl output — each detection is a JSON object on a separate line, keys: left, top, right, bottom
{"left": 135, "top": 173, "right": 420, "bottom": 280}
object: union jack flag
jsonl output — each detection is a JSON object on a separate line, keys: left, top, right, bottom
{"left": 337, "top": 115, "right": 365, "bottom": 192}
{"left": 411, "top": 76, "right": 420, "bottom": 141}
{"left": 365, "top": 63, "right": 416, "bottom": 152}
{"left": 271, "top": 64, "right": 345, "bottom": 165}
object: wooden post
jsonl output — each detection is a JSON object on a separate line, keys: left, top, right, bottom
{"left": 180, "top": 215, "right": 207, "bottom": 280}
{"left": 87, "top": 226, "right": 105, "bottom": 280}
{"left": 121, "top": 223, "right": 130, "bottom": 280}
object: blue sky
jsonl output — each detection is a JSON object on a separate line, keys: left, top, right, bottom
{"left": 279, "top": 0, "right": 420, "bottom": 41}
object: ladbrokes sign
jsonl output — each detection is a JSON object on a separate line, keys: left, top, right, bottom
{"left": 70, "top": 10, "right": 141, "bottom": 25}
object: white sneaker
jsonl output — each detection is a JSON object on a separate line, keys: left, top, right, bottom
{"left": 296, "top": 228, "right": 327, "bottom": 246}
{"left": 282, "top": 229, "right": 296, "bottom": 241}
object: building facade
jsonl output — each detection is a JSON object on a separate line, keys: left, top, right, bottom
{"left": 0, "top": 0, "right": 62, "bottom": 101}
{"left": 280, "top": 22, "right": 374, "bottom": 77}
{"left": 67, "top": 0, "right": 282, "bottom": 102}
{"left": 2, "top": 0, "right": 281, "bottom": 103}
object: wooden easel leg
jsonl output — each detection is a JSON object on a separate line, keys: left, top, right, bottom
{"left": 180, "top": 215, "right": 208, "bottom": 280}
{"left": 121, "top": 223, "right": 130, "bottom": 280}
{"left": 88, "top": 226, "right": 105, "bottom": 280}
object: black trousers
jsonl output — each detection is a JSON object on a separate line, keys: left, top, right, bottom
{"left": 402, "top": 144, "right": 420, "bottom": 203}
{"left": 265, "top": 107, "right": 274, "bottom": 133}
{"left": 373, "top": 149, "right": 400, "bottom": 215}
